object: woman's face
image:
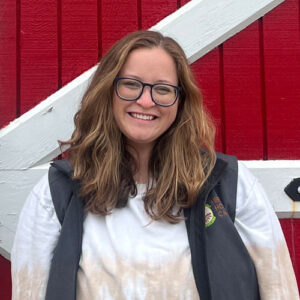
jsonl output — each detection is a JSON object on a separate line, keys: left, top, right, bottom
{"left": 113, "top": 47, "right": 179, "bottom": 151}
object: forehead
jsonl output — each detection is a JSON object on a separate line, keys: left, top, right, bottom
{"left": 120, "top": 47, "right": 178, "bottom": 84}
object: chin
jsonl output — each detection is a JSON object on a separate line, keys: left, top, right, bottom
{"left": 126, "top": 135, "right": 157, "bottom": 147}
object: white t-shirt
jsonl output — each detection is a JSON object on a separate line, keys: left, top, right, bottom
{"left": 11, "top": 162, "right": 299, "bottom": 299}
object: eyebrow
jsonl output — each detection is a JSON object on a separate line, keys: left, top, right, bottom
{"left": 120, "top": 74, "right": 176, "bottom": 85}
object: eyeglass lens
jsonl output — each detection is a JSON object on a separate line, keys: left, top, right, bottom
{"left": 116, "top": 78, "right": 177, "bottom": 106}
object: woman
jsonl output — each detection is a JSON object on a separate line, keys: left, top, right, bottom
{"left": 11, "top": 31, "right": 299, "bottom": 299}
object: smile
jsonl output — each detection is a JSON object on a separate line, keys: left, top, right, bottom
{"left": 130, "top": 113, "right": 156, "bottom": 121}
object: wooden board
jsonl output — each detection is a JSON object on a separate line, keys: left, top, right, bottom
{"left": 263, "top": 0, "right": 300, "bottom": 159}
{"left": 141, "top": 0, "right": 177, "bottom": 29}
{"left": 152, "top": 0, "right": 284, "bottom": 63}
{"left": 293, "top": 219, "right": 300, "bottom": 287}
{"left": 280, "top": 219, "right": 300, "bottom": 287}
{"left": 20, "top": 0, "right": 58, "bottom": 114}
{"left": 61, "top": 0, "right": 98, "bottom": 86}
{"left": 191, "top": 49, "right": 223, "bottom": 152}
{"left": 222, "top": 21, "right": 264, "bottom": 159}
{"left": 0, "top": 1, "right": 17, "bottom": 128}
{"left": 101, "top": 0, "right": 139, "bottom": 55}
{"left": 0, "top": 67, "right": 95, "bottom": 170}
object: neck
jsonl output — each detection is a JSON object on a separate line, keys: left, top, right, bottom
{"left": 127, "top": 142, "right": 154, "bottom": 184}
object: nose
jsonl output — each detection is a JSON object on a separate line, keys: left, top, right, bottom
{"left": 136, "top": 86, "right": 156, "bottom": 107}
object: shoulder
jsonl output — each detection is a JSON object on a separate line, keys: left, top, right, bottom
{"left": 12, "top": 172, "right": 61, "bottom": 259}
{"left": 26, "top": 172, "right": 56, "bottom": 215}
{"left": 236, "top": 161, "right": 268, "bottom": 222}
{"left": 236, "top": 161, "right": 258, "bottom": 206}
{"left": 235, "top": 161, "right": 284, "bottom": 246}
{"left": 15, "top": 172, "right": 61, "bottom": 235}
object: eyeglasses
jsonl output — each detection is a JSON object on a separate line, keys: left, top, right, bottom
{"left": 114, "top": 77, "right": 181, "bottom": 107}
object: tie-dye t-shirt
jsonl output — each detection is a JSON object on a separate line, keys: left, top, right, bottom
{"left": 11, "top": 162, "right": 299, "bottom": 299}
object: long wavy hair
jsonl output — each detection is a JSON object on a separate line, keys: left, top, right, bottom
{"left": 62, "top": 30, "right": 216, "bottom": 223}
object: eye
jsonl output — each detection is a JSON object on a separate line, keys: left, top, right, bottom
{"left": 154, "top": 85, "right": 173, "bottom": 95}
{"left": 121, "top": 79, "right": 141, "bottom": 90}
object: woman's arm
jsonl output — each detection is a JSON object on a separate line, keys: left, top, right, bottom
{"left": 11, "top": 174, "right": 61, "bottom": 300}
{"left": 234, "top": 162, "right": 299, "bottom": 299}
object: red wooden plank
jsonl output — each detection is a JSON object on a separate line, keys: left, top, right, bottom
{"left": 61, "top": 0, "right": 98, "bottom": 86}
{"left": 141, "top": 0, "right": 177, "bottom": 29}
{"left": 280, "top": 219, "right": 294, "bottom": 261}
{"left": 180, "top": 0, "right": 190, "bottom": 6}
{"left": 20, "top": 0, "right": 58, "bottom": 114}
{"left": 280, "top": 219, "right": 300, "bottom": 287}
{"left": 222, "top": 22, "right": 263, "bottom": 159}
{"left": 101, "top": 0, "right": 139, "bottom": 56}
{"left": 0, "top": 255, "right": 11, "bottom": 300}
{"left": 191, "top": 49, "right": 223, "bottom": 152}
{"left": 263, "top": 0, "right": 300, "bottom": 159}
{"left": 291, "top": 219, "right": 300, "bottom": 287}
{"left": 0, "top": 1, "right": 17, "bottom": 128}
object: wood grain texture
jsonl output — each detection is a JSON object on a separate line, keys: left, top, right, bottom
{"left": 101, "top": 0, "right": 138, "bottom": 55}
{"left": 20, "top": 0, "right": 58, "bottom": 114}
{"left": 222, "top": 22, "right": 263, "bottom": 159}
{"left": 263, "top": 0, "right": 300, "bottom": 159}
{"left": 191, "top": 49, "right": 223, "bottom": 152}
{"left": 61, "top": 0, "right": 98, "bottom": 86}
{"left": 0, "top": 1, "right": 17, "bottom": 128}
{"left": 141, "top": 0, "right": 177, "bottom": 29}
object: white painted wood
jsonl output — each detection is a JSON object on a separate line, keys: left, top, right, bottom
{"left": 0, "top": 66, "right": 96, "bottom": 170}
{"left": 1, "top": 161, "right": 300, "bottom": 260}
{"left": 151, "top": 0, "right": 284, "bottom": 63}
{"left": 242, "top": 161, "right": 300, "bottom": 219}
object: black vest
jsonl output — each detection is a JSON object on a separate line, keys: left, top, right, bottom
{"left": 46, "top": 154, "right": 260, "bottom": 300}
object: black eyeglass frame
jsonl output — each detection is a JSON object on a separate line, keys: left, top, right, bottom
{"left": 114, "top": 77, "right": 181, "bottom": 107}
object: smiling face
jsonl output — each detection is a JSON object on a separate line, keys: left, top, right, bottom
{"left": 113, "top": 47, "right": 179, "bottom": 151}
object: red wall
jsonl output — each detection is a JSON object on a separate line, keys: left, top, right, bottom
{"left": 1, "top": 0, "right": 300, "bottom": 298}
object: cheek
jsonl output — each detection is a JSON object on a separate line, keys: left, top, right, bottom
{"left": 167, "top": 105, "right": 179, "bottom": 125}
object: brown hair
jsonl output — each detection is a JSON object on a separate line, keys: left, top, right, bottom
{"left": 62, "top": 30, "right": 216, "bottom": 223}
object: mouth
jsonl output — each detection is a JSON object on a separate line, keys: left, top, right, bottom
{"left": 129, "top": 112, "right": 157, "bottom": 121}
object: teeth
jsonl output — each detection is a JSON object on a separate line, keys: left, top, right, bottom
{"left": 131, "top": 113, "right": 155, "bottom": 120}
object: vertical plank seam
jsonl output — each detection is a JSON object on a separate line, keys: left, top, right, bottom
{"left": 259, "top": 18, "right": 268, "bottom": 160}
{"left": 57, "top": 0, "right": 62, "bottom": 89}
{"left": 97, "top": 0, "right": 102, "bottom": 60}
{"left": 16, "top": 0, "right": 21, "bottom": 117}
{"left": 219, "top": 44, "right": 226, "bottom": 154}
{"left": 137, "top": 0, "right": 142, "bottom": 30}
